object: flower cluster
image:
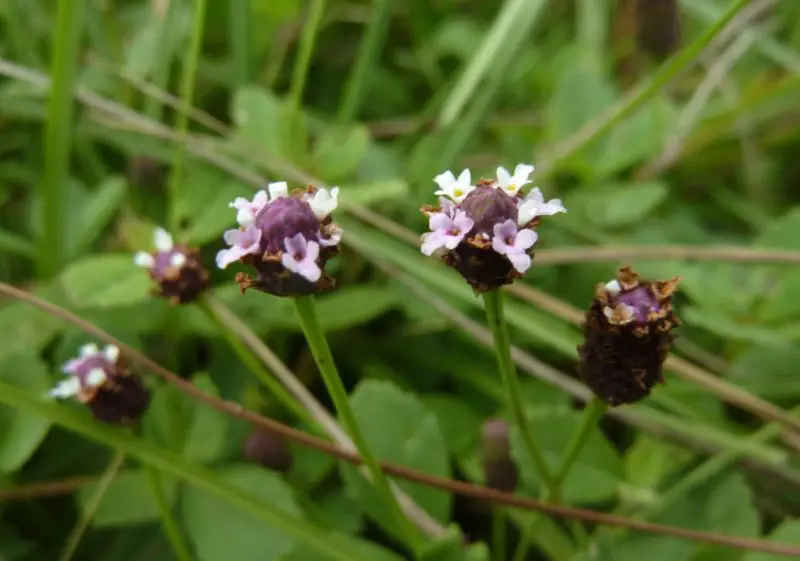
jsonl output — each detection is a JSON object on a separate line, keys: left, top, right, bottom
{"left": 578, "top": 266, "right": 681, "bottom": 406}
{"left": 50, "top": 344, "right": 150, "bottom": 424}
{"left": 420, "top": 164, "right": 566, "bottom": 291}
{"left": 216, "top": 181, "right": 343, "bottom": 297}
{"left": 134, "top": 228, "right": 209, "bottom": 304}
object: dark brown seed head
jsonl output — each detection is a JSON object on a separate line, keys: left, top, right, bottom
{"left": 578, "top": 266, "right": 681, "bottom": 406}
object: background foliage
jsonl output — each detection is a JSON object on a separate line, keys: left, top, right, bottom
{"left": 2, "top": 0, "right": 800, "bottom": 560}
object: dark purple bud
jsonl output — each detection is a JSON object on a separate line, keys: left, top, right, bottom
{"left": 51, "top": 344, "right": 150, "bottom": 425}
{"left": 458, "top": 183, "right": 518, "bottom": 235}
{"left": 578, "top": 266, "right": 681, "bottom": 406}
{"left": 480, "top": 418, "right": 518, "bottom": 492}
{"left": 243, "top": 428, "right": 294, "bottom": 473}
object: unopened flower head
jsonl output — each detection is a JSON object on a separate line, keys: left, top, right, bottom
{"left": 216, "top": 181, "right": 342, "bottom": 297}
{"left": 50, "top": 343, "right": 150, "bottom": 424}
{"left": 134, "top": 227, "right": 209, "bottom": 304}
{"left": 420, "top": 164, "right": 565, "bottom": 291}
{"left": 578, "top": 266, "right": 681, "bottom": 406}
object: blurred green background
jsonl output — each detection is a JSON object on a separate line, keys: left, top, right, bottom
{"left": 3, "top": 0, "right": 800, "bottom": 560}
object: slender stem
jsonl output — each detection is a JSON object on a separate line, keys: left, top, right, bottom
{"left": 167, "top": 0, "right": 206, "bottom": 234}
{"left": 337, "top": 0, "right": 395, "bottom": 123}
{"left": 229, "top": 0, "right": 251, "bottom": 86}
{"left": 145, "top": 466, "right": 193, "bottom": 561}
{"left": 553, "top": 398, "right": 608, "bottom": 489}
{"left": 482, "top": 290, "right": 557, "bottom": 495}
{"left": 196, "top": 297, "right": 317, "bottom": 428}
{"left": 491, "top": 507, "right": 506, "bottom": 561}
{"left": 58, "top": 452, "right": 125, "bottom": 561}
{"left": 288, "top": 0, "right": 326, "bottom": 112}
{"left": 145, "top": 0, "right": 181, "bottom": 120}
{"left": 39, "top": 0, "right": 87, "bottom": 277}
{"left": 292, "top": 295, "right": 421, "bottom": 553}
{"left": 511, "top": 398, "right": 606, "bottom": 561}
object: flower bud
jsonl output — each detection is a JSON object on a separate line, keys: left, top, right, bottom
{"left": 578, "top": 266, "right": 681, "bottom": 406}
{"left": 134, "top": 227, "right": 210, "bottom": 304}
{"left": 420, "top": 164, "right": 566, "bottom": 292}
{"left": 480, "top": 418, "right": 518, "bottom": 492}
{"left": 243, "top": 428, "right": 293, "bottom": 473}
{"left": 50, "top": 343, "right": 150, "bottom": 424}
{"left": 216, "top": 182, "right": 342, "bottom": 297}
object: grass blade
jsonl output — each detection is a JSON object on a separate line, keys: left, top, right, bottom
{"left": 39, "top": 0, "right": 87, "bottom": 278}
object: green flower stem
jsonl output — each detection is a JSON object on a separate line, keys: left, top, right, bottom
{"left": 491, "top": 507, "right": 507, "bottom": 561}
{"left": 58, "top": 451, "right": 125, "bottom": 561}
{"left": 292, "top": 295, "right": 422, "bottom": 553}
{"left": 196, "top": 297, "right": 318, "bottom": 429}
{"left": 511, "top": 397, "right": 607, "bottom": 561}
{"left": 145, "top": 465, "right": 194, "bottom": 561}
{"left": 482, "top": 289, "right": 557, "bottom": 495}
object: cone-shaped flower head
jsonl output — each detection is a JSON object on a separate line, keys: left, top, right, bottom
{"left": 134, "top": 227, "right": 209, "bottom": 304}
{"left": 420, "top": 164, "right": 565, "bottom": 291}
{"left": 50, "top": 343, "right": 150, "bottom": 424}
{"left": 578, "top": 266, "right": 681, "bottom": 406}
{"left": 216, "top": 181, "right": 343, "bottom": 297}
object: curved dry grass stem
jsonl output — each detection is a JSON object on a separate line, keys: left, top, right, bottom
{"left": 2, "top": 283, "right": 800, "bottom": 556}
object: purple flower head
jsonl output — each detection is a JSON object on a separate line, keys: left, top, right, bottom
{"left": 491, "top": 219, "right": 538, "bottom": 273}
{"left": 134, "top": 228, "right": 209, "bottom": 304}
{"left": 51, "top": 344, "right": 150, "bottom": 424}
{"left": 420, "top": 163, "right": 564, "bottom": 292}
{"left": 216, "top": 181, "right": 342, "bottom": 297}
{"left": 579, "top": 266, "right": 682, "bottom": 406}
{"left": 421, "top": 210, "right": 474, "bottom": 256}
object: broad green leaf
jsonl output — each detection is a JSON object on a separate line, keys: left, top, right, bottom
{"left": 123, "top": 8, "right": 189, "bottom": 78}
{"left": 510, "top": 408, "right": 623, "bottom": 504}
{"left": 625, "top": 435, "right": 693, "bottom": 494}
{"left": 420, "top": 394, "right": 482, "bottom": 459}
{"left": 693, "top": 473, "right": 758, "bottom": 561}
{"left": 231, "top": 87, "right": 308, "bottom": 164}
{"left": 756, "top": 269, "right": 800, "bottom": 324}
{"left": 0, "top": 353, "right": 51, "bottom": 472}
{"left": 743, "top": 521, "right": 800, "bottom": 561}
{"left": 341, "top": 380, "right": 452, "bottom": 539}
{"left": 339, "top": 179, "right": 409, "bottom": 206}
{"left": 682, "top": 306, "right": 788, "bottom": 348}
{"left": 59, "top": 254, "right": 151, "bottom": 308}
{"left": 278, "top": 533, "right": 405, "bottom": 561}
{"left": 73, "top": 176, "right": 127, "bottom": 256}
{"left": 568, "top": 182, "right": 668, "bottom": 229}
{"left": 314, "top": 285, "right": 401, "bottom": 331}
{"left": 0, "top": 296, "right": 63, "bottom": 362}
{"left": 756, "top": 207, "right": 800, "bottom": 249}
{"left": 312, "top": 125, "right": 369, "bottom": 181}
{"left": 0, "top": 228, "right": 35, "bottom": 259}
{"left": 180, "top": 176, "right": 245, "bottom": 245}
{"left": 728, "top": 345, "right": 800, "bottom": 400}
{"left": 144, "top": 374, "right": 229, "bottom": 464}
{"left": 182, "top": 464, "right": 303, "bottom": 561}
{"left": 300, "top": 488, "right": 363, "bottom": 535}
{"left": 79, "top": 469, "right": 178, "bottom": 527}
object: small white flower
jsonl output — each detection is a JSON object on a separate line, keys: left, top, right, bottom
{"left": 153, "top": 227, "right": 174, "bottom": 252}
{"left": 229, "top": 190, "right": 268, "bottom": 227}
{"left": 103, "top": 345, "right": 120, "bottom": 363}
{"left": 319, "top": 224, "right": 343, "bottom": 247}
{"left": 604, "top": 280, "right": 621, "bottom": 296}
{"left": 496, "top": 164, "right": 534, "bottom": 196}
{"left": 516, "top": 187, "right": 567, "bottom": 226}
{"left": 307, "top": 187, "right": 340, "bottom": 220}
{"left": 169, "top": 253, "right": 187, "bottom": 269}
{"left": 50, "top": 377, "right": 81, "bottom": 399}
{"left": 79, "top": 344, "right": 99, "bottom": 358}
{"left": 133, "top": 251, "right": 155, "bottom": 269}
{"left": 216, "top": 226, "right": 263, "bottom": 269}
{"left": 268, "top": 181, "right": 289, "bottom": 200}
{"left": 85, "top": 368, "right": 108, "bottom": 388}
{"left": 434, "top": 169, "right": 474, "bottom": 203}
